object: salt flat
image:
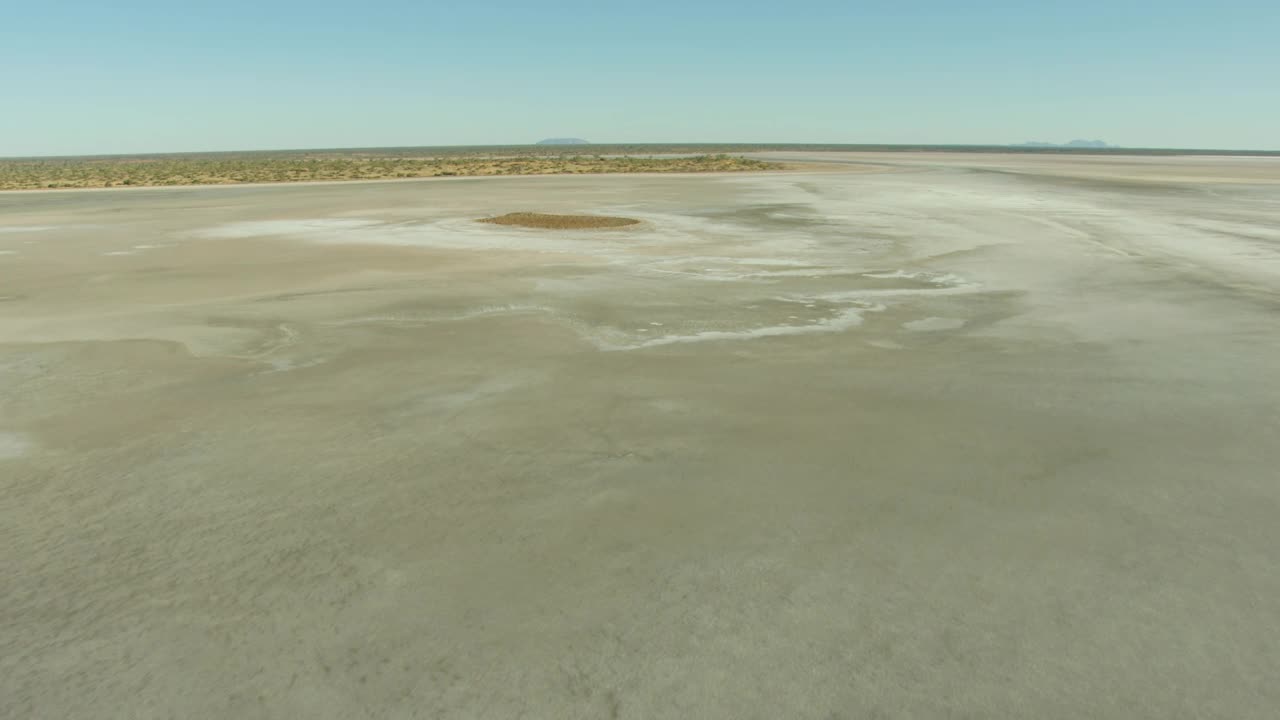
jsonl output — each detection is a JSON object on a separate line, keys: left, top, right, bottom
{"left": 3, "top": 154, "right": 1279, "bottom": 718}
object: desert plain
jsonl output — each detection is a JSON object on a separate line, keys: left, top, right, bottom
{"left": 2, "top": 152, "right": 1279, "bottom": 718}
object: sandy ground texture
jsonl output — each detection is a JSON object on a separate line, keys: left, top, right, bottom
{"left": 3, "top": 154, "right": 1280, "bottom": 719}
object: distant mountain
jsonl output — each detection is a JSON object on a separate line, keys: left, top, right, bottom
{"left": 537, "top": 138, "right": 590, "bottom": 145}
{"left": 1016, "top": 139, "right": 1109, "bottom": 148}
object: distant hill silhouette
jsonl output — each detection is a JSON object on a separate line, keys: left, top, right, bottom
{"left": 537, "top": 138, "right": 590, "bottom": 145}
{"left": 1016, "top": 139, "right": 1109, "bottom": 148}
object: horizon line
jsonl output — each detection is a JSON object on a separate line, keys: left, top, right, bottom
{"left": 4, "top": 141, "right": 1280, "bottom": 161}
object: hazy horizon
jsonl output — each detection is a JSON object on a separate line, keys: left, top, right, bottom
{"left": 4, "top": 0, "right": 1278, "bottom": 156}
{"left": 7, "top": 141, "right": 1280, "bottom": 162}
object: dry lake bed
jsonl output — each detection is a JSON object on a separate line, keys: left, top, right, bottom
{"left": 3, "top": 153, "right": 1279, "bottom": 718}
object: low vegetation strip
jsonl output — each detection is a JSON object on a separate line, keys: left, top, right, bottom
{"left": 0, "top": 153, "right": 779, "bottom": 191}
{"left": 478, "top": 213, "right": 641, "bottom": 229}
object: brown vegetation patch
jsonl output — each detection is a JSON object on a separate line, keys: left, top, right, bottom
{"left": 0, "top": 152, "right": 779, "bottom": 191}
{"left": 477, "top": 212, "right": 641, "bottom": 230}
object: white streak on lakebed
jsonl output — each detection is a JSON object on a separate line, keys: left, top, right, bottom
{"left": 0, "top": 225, "right": 59, "bottom": 234}
{"left": 101, "top": 244, "right": 173, "bottom": 256}
{"left": 192, "top": 219, "right": 386, "bottom": 239}
{"left": 0, "top": 432, "right": 34, "bottom": 460}
{"left": 597, "top": 304, "right": 881, "bottom": 351}
{"left": 185, "top": 206, "right": 985, "bottom": 353}
{"left": 904, "top": 316, "right": 967, "bottom": 332}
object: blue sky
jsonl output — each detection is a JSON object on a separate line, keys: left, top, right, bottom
{"left": 3, "top": 0, "right": 1277, "bottom": 155}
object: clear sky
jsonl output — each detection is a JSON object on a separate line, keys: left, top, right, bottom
{"left": 3, "top": 0, "right": 1277, "bottom": 156}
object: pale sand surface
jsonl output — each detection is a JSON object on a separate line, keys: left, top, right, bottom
{"left": 753, "top": 150, "right": 1280, "bottom": 184}
{"left": 3, "top": 155, "right": 1280, "bottom": 718}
